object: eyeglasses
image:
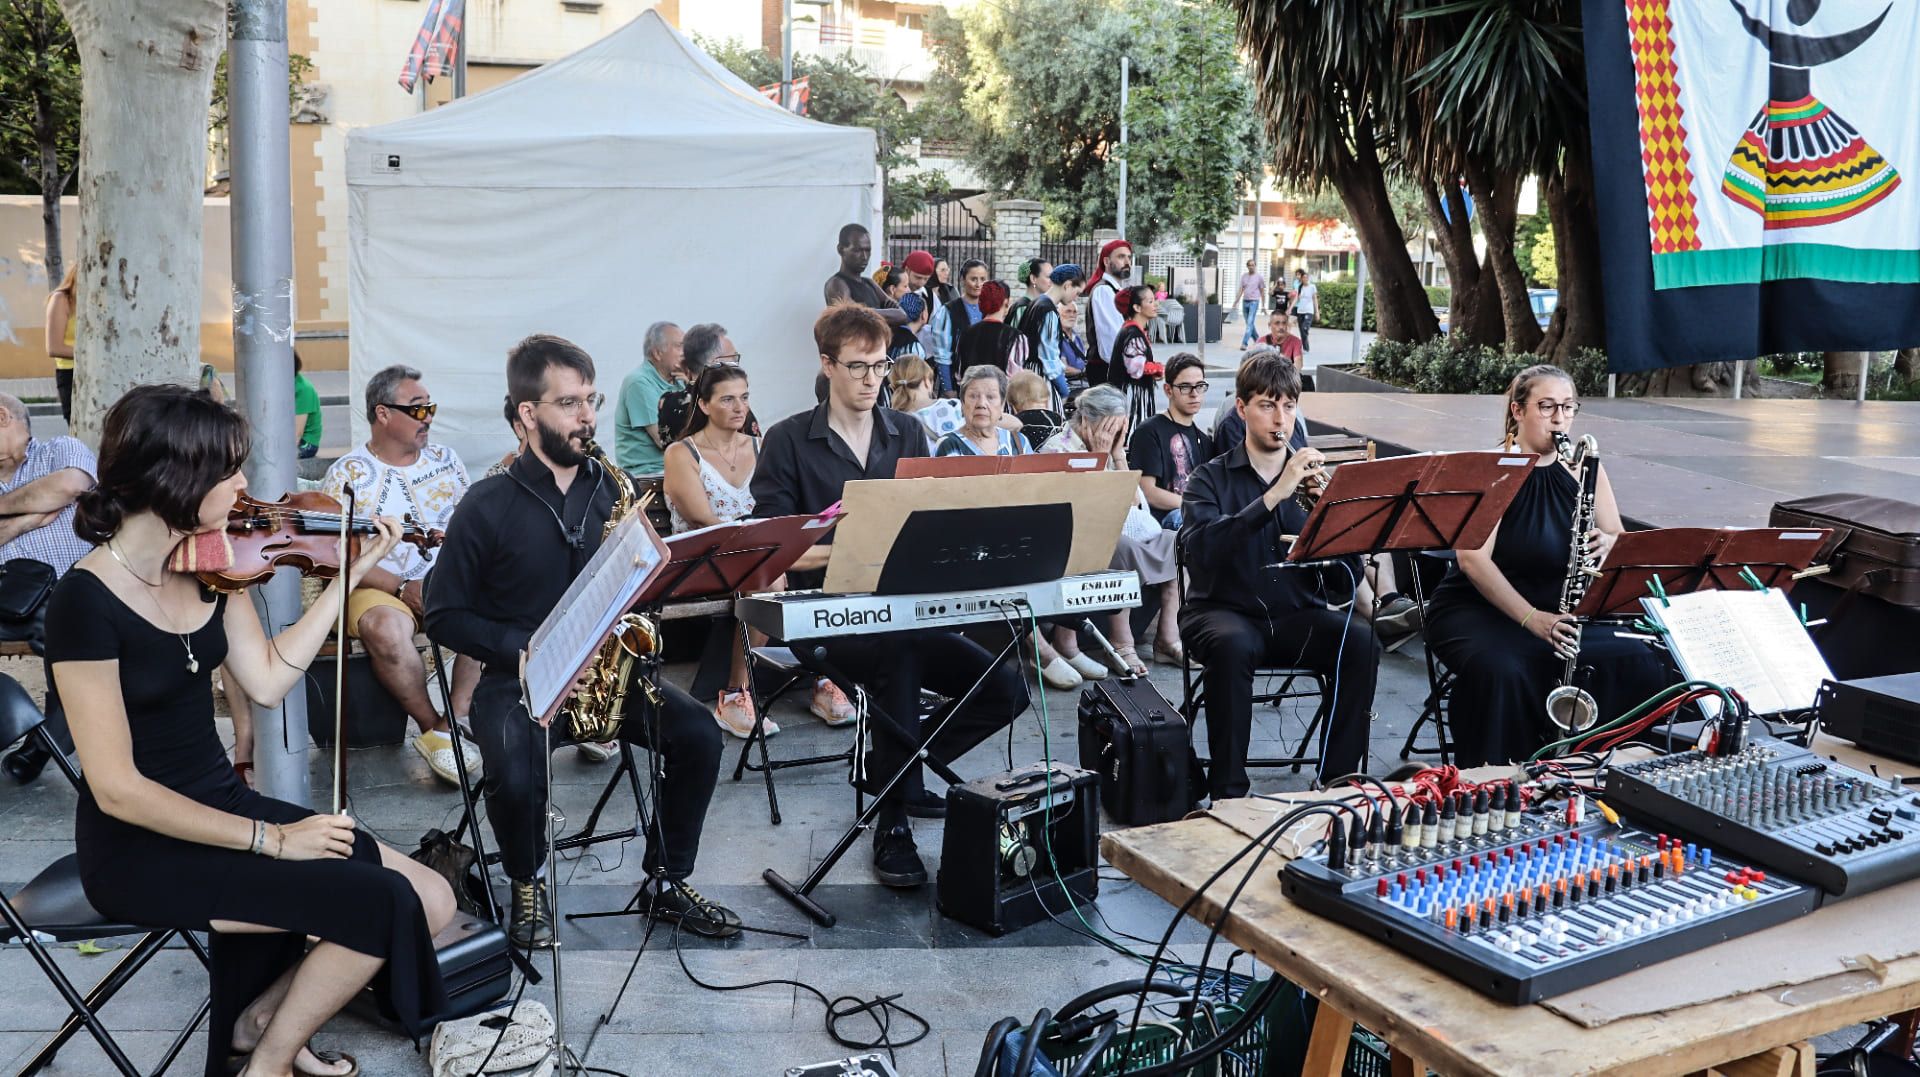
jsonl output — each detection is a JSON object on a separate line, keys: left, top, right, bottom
{"left": 380, "top": 401, "right": 438, "bottom": 422}
{"left": 1168, "top": 381, "right": 1209, "bottom": 396}
{"left": 833, "top": 357, "right": 895, "bottom": 380}
{"left": 532, "top": 393, "right": 606, "bottom": 415}
{"left": 710, "top": 353, "right": 743, "bottom": 363}
{"left": 1535, "top": 401, "right": 1582, "bottom": 416}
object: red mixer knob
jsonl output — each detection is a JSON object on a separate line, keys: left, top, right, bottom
{"left": 1376, "top": 879, "right": 1390, "bottom": 898}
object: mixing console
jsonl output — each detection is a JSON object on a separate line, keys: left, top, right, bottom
{"left": 1281, "top": 810, "right": 1819, "bottom": 1003}
{"left": 1605, "top": 737, "right": 1920, "bottom": 897}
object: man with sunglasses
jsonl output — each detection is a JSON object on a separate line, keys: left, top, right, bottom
{"left": 321, "top": 363, "right": 482, "bottom": 787}
{"left": 752, "top": 302, "right": 1030, "bottom": 888}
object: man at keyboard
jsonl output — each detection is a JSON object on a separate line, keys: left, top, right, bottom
{"left": 752, "top": 302, "right": 1030, "bottom": 888}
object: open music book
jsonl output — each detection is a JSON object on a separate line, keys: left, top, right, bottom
{"left": 523, "top": 514, "right": 668, "bottom": 725}
{"left": 1641, "top": 588, "right": 1834, "bottom": 717}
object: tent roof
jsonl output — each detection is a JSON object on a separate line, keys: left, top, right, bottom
{"left": 348, "top": 9, "right": 876, "bottom": 189}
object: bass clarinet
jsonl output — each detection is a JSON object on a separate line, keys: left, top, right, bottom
{"left": 1545, "top": 431, "right": 1602, "bottom": 733}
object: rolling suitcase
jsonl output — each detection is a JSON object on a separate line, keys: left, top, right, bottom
{"left": 1076, "top": 676, "right": 1196, "bottom": 826}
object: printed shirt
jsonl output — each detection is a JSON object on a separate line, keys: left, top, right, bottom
{"left": 321, "top": 443, "right": 470, "bottom": 581}
{"left": 0, "top": 436, "right": 96, "bottom": 575}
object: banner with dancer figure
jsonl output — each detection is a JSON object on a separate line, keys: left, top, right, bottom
{"left": 1586, "top": 0, "right": 1920, "bottom": 373}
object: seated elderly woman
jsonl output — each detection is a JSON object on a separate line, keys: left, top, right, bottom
{"left": 935, "top": 366, "right": 1033, "bottom": 457}
{"left": 1039, "top": 384, "right": 1178, "bottom": 678}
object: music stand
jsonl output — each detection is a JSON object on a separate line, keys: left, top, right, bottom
{"left": 894, "top": 452, "right": 1107, "bottom": 479}
{"left": 1288, "top": 451, "right": 1538, "bottom": 563}
{"left": 1573, "top": 527, "right": 1834, "bottom": 617}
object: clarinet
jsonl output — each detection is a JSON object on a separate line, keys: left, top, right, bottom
{"left": 1545, "top": 431, "right": 1602, "bottom": 733}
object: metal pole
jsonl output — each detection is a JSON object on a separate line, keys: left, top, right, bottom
{"left": 453, "top": 4, "right": 467, "bottom": 100}
{"left": 1607, "top": 373, "right": 1618, "bottom": 398}
{"left": 229, "top": 0, "right": 310, "bottom": 807}
{"left": 1858, "top": 352, "right": 1870, "bottom": 403}
{"left": 1117, "top": 55, "right": 1129, "bottom": 237}
{"left": 1732, "top": 360, "right": 1744, "bottom": 400}
{"left": 782, "top": 0, "right": 794, "bottom": 111}
{"left": 1349, "top": 249, "right": 1368, "bottom": 366}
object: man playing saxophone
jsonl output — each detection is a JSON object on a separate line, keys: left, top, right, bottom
{"left": 425, "top": 334, "right": 738, "bottom": 949}
{"left": 1423, "top": 365, "right": 1671, "bottom": 768}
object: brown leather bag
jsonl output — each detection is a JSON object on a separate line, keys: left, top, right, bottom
{"left": 1770, "top": 493, "right": 1920, "bottom": 608}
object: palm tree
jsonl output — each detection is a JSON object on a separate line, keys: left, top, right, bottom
{"left": 1229, "top": 0, "right": 1441, "bottom": 342}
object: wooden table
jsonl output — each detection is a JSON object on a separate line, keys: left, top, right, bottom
{"left": 1101, "top": 738, "right": 1920, "bottom": 1076}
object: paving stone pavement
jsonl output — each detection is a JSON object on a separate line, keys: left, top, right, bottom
{"left": 0, "top": 634, "right": 1439, "bottom": 1075}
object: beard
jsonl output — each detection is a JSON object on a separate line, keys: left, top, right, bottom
{"left": 536, "top": 416, "right": 589, "bottom": 467}
{"left": 1108, "top": 262, "right": 1132, "bottom": 283}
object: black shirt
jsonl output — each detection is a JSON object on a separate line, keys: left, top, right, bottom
{"left": 955, "top": 319, "right": 1025, "bottom": 373}
{"left": 425, "top": 450, "right": 615, "bottom": 677}
{"left": 1431, "top": 462, "right": 1578, "bottom": 613}
{"left": 751, "top": 402, "right": 929, "bottom": 587}
{"left": 1179, "top": 443, "right": 1359, "bottom": 618}
{"left": 826, "top": 269, "right": 898, "bottom": 312}
{"left": 1130, "top": 414, "right": 1213, "bottom": 521}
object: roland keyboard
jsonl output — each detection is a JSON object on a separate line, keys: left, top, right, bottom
{"left": 735, "top": 571, "right": 1142, "bottom": 641}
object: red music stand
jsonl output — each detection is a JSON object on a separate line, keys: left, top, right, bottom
{"left": 632, "top": 512, "right": 839, "bottom": 609}
{"left": 1572, "top": 527, "right": 1833, "bottom": 618}
{"left": 1287, "top": 451, "right": 1539, "bottom": 563}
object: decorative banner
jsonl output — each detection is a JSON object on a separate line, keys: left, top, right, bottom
{"left": 1585, "top": 0, "right": 1920, "bottom": 372}
{"left": 756, "top": 75, "right": 811, "bottom": 115}
{"left": 399, "top": 0, "right": 466, "bottom": 93}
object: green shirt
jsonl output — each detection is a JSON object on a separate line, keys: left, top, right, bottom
{"left": 614, "top": 362, "right": 681, "bottom": 473}
{"left": 294, "top": 372, "right": 322, "bottom": 448}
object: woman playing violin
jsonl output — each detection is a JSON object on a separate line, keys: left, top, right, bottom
{"left": 48, "top": 385, "right": 453, "bottom": 1077}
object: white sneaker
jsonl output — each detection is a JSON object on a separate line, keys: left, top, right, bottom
{"left": 576, "top": 740, "right": 617, "bottom": 764}
{"left": 1064, "top": 653, "right": 1110, "bottom": 681}
{"left": 713, "top": 689, "right": 777, "bottom": 739}
{"left": 809, "top": 680, "right": 858, "bottom": 726}
{"left": 412, "top": 730, "right": 463, "bottom": 787}
{"left": 1039, "top": 656, "right": 1084, "bottom": 691}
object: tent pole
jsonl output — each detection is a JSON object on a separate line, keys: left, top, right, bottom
{"left": 782, "top": 0, "right": 794, "bottom": 111}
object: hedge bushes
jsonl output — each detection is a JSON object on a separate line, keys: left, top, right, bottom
{"left": 1313, "top": 283, "right": 1451, "bottom": 334}
{"left": 1362, "top": 337, "right": 1609, "bottom": 397}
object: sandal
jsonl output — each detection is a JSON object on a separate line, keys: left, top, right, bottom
{"left": 1112, "top": 645, "right": 1149, "bottom": 678}
{"left": 1152, "top": 638, "right": 1187, "bottom": 666}
{"left": 227, "top": 1046, "right": 360, "bottom": 1077}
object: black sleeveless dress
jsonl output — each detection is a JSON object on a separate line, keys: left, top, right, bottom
{"left": 1425, "top": 463, "right": 1672, "bottom": 767}
{"left": 45, "top": 570, "right": 446, "bottom": 1073}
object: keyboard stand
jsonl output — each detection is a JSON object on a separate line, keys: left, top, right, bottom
{"left": 762, "top": 617, "right": 1029, "bottom": 927}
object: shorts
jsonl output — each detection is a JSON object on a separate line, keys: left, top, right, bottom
{"left": 345, "top": 587, "right": 416, "bottom": 639}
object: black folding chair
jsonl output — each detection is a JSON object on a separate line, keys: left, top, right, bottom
{"left": 1399, "top": 551, "right": 1455, "bottom": 764}
{"left": 731, "top": 643, "right": 854, "bottom": 825}
{"left": 0, "top": 674, "right": 211, "bottom": 1076}
{"left": 1174, "top": 539, "right": 1332, "bottom": 775}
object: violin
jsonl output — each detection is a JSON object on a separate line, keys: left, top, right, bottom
{"left": 188, "top": 491, "right": 445, "bottom": 593}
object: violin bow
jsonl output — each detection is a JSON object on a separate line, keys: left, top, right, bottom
{"left": 331, "top": 488, "right": 352, "bottom": 815}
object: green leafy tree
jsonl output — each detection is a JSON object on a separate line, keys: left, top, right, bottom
{"left": 697, "top": 35, "right": 948, "bottom": 221}
{"left": 1513, "top": 211, "right": 1551, "bottom": 286}
{"left": 0, "top": 0, "right": 81, "bottom": 286}
{"left": 924, "top": 0, "right": 1261, "bottom": 249}
{"left": 1528, "top": 224, "right": 1557, "bottom": 287}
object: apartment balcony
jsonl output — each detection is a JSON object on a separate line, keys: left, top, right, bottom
{"left": 792, "top": 19, "right": 935, "bottom": 84}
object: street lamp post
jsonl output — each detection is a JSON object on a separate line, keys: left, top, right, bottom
{"left": 1117, "top": 55, "right": 1129, "bottom": 237}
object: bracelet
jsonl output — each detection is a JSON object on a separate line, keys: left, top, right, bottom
{"left": 249, "top": 820, "right": 265, "bottom": 856}
{"left": 270, "top": 825, "right": 284, "bottom": 860}
{"left": 1521, "top": 610, "right": 1537, "bottom": 631}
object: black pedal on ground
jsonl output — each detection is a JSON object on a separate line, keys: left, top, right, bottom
{"left": 1605, "top": 735, "right": 1920, "bottom": 897}
{"left": 937, "top": 764, "right": 1099, "bottom": 937}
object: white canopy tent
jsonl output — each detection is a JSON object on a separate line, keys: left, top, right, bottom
{"left": 347, "top": 10, "right": 880, "bottom": 469}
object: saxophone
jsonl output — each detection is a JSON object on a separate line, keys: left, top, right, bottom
{"left": 556, "top": 439, "right": 662, "bottom": 744}
{"left": 1545, "top": 431, "right": 1602, "bottom": 733}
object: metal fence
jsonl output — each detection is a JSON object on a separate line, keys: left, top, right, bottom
{"left": 885, "top": 197, "right": 994, "bottom": 275}
{"left": 1039, "top": 240, "right": 1098, "bottom": 276}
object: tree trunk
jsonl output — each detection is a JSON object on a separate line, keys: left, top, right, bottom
{"left": 1895, "top": 348, "right": 1918, "bottom": 386}
{"left": 1331, "top": 123, "right": 1439, "bottom": 343}
{"left": 56, "top": 0, "right": 226, "bottom": 446}
{"left": 1822, "top": 351, "right": 1868, "bottom": 396}
{"left": 1640, "top": 361, "right": 1761, "bottom": 397}
{"left": 30, "top": 2, "right": 67, "bottom": 288}
{"left": 1540, "top": 141, "right": 1606, "bottom": 365}
{"left": 1421, "top": 174, "right": 1500, "bottom": 346}
{"left": 1466, "top": 161, "right": 1543, "bottom": 354}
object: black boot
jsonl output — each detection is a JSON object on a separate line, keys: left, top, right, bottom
{"left": 3, "top": 739, "right": 49, "bottom": 785}
{"left": 508, "top": 879, "right": 554, "bottom": 950}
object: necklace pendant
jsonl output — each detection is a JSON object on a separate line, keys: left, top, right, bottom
{"left": 187, "top": 656, "right": 199, "bottom": 674}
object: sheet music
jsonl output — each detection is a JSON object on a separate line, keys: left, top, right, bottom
{"left": 524, "top": 514, "right": 665, "bottom": 723}
{"left": 1643, "top": 588, "right": 1834, "bottom": 716}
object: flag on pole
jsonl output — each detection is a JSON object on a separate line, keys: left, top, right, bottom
{"left": 399, "top": 0, "right": 466, "bottom": 93}
{"left": 755, "top": 75, "right": 811, "bottom": 115}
